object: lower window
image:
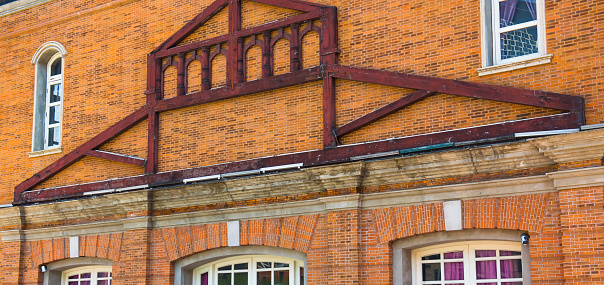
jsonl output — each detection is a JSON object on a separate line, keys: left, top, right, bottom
{"left": 62, "top": 266, "right": 112, "bottom": 285}
{"left": 414, "top": 241, "right": 522, "bottom": 285}
{"left": 193, "top": 255, "right": 305, "bottom": 285}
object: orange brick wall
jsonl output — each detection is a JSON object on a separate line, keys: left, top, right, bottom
{"left": 4, "top": 191, "right": 601, "bottom": 284}
{"left": 0, "top": 0, "right": 601, "bottom": 202}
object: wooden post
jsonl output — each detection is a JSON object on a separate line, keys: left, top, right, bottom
{"left": 262, "top": 30, "right": 272, "bottom": 78}
{"left": 227, "top": 0, "right": 241, "bottom": 87}
{"left": 146, "top": 108, "right": 159, "bottom": 174}
{"left": 320, "top": 7, "right": 339, "bottom": 148}
{"left": 237, "top": 38, "right": 245, "bottom": 83}
{"left": 202, "top": 47, "right": 211, "bottom": 90}
{"left": 177, "top": 53, "right": 186, "bottom": 96}
{"left": 290, "top": 23, "right": 301, "bottom": 72}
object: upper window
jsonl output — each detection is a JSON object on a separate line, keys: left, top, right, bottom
{"left": 193, "top": 255, "right": 305, "bottom": 285}
{"left": 31, "top": 41, "right": 67, "bottom": 156}
{"left": 413, "top": 241, "right": 523, "bottom": 285}
{"left": 62, "top": 265, "right": 112, "bottom": 285}
{"left": 480, "top": 0, "right": 549, "bottom": 74}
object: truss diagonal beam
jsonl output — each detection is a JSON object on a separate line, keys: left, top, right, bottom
{"left": 329, "top": 65, "right": 585, "bottom": 116}
{"left": 250, "top": 0, "right": 328, "bottom": 12}
{"left": 86, "top": 150, "right": 146, "bottom": 167}
{"left": 15, "top": 106, "right": 150, "bottom": 193}
{"left": 154, "top": 0, "right": 229, "bottom": 52}
{"left": 336, "top": 90, "right": 436, "bottom": 138}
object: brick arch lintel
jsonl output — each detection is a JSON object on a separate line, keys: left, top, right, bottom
{"left": 161, "top": 214, "right": 319, "bottom": 262}
{"left": 370, "top": 193, "right": 549, "bottom": 244}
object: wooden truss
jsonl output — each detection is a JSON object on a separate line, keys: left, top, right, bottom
{"left": 14, "top": 0, "right": 585, "bottom": 204}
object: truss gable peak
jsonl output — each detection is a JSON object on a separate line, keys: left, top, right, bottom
{"left": 155, "top": 0, "right": 328, "bottom": 52}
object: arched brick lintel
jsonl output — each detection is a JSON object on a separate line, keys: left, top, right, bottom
{"left": 161, "top": 214, "right": 319, "bottom": 262}
{"left": 371, "top": 193, "right": 549, "bottom": 244}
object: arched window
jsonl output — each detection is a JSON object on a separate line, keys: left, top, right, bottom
{"left": 192, "top": 255, "right": 305, "bottom": 285}
{"left": 62, "top": 265, "right": 113, "bottom": 285}
{"left": 413, "top": 241, "right": 523, "bottom": 285}
{"left": 30, "top": 41, "right": 67, "bottom": 156}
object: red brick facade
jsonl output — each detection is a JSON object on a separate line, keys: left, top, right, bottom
{"left": 0, "top": 0, "right": 603, "bottom": 284}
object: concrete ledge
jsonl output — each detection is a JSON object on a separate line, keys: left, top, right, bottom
{"left": 0, "top": 0, "right": 53, "bottom": 17}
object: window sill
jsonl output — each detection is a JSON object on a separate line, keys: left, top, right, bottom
{"left": 477, "top": 54, "right": 553, "bottom": 76}
{"left": 28, "top": 147, "right": 62, "bottom": 158}
{"left": 0, "top": 0, "right": 54, "bottom": 17}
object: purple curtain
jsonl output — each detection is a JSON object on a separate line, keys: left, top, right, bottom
{"left": 201, "top": 272, "right": 209, "bottom": 285}
{"left": 499, "top": 0, "right": 519, "bottom": 26}
{"left": 476, "top": 260, "right": 497, "bottom": 280}
{"left": 500, "top": 259, "right": 523, "bottom": 279}
{"left": 444, "top": 251, "right": 464, "bottom": 281}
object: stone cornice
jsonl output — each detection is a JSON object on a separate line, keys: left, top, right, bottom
{"left": 530, "top": 128, "right": 604, "bottom": 163}
{"left": 3, "top": 130, "right": 604, "bottom": 242}
{"left": 547, "top": 167, "right": 604, "bottom": 190}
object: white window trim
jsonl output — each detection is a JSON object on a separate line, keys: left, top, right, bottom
{"left": 192, "top": 255, "right": 304, "bottom": 285}
{"left": 392, "top": 229, "right": 531, "bottom": 285}
{"left": 412, "top": 241, "right": 524, "bottom": 285}
{"left": 0, "top": 0, "right": 54, "bottom": 17}
{"left": 61, "top": 265, "right": 112, "bottom": 285}
{"left": 479, "top": 0, "right": 551, "bottom": 76}
{"left": 30, "top": 41, "right": 67, "bottom": 156}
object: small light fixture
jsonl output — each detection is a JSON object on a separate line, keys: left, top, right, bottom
{"left": 40, "top": 265, "right": 47, "bottom": 272}
{"left": 521, "top": 233, "right": 530, "bottom": 245}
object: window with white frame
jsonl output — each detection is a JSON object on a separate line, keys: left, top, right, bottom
{"left": 413, "top": 241, "right": 523, "bottom": 285}
{"left": 193, "top": 255, "right": 305, "bottom": 285}
{"left": 481, "top": 0, "right": 547, "bottom": 69}
{"left": 31, "top": 41, "right": 67, "bottom": 155}
{"left": 62, "top": 265, "right": 112, "bottom": 285}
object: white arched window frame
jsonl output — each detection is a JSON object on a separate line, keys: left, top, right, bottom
{"left": 61, "top": 265, "right": 113, "bottom": 285}
{"left": 192, "top": 255, "right": 305, "bottom": 285}
{"left": 412, "top": 241, "right": 524, "bottom": 285}
{"left": 30, "top": 41, "right": 67, "bottom": 156}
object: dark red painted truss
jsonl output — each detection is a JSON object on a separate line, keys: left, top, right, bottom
{"left": 14, "top": 0, "right": 585, "bottom": 204}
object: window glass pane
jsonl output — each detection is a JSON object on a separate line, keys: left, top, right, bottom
{"left": 444, "top": 262, "right": 464, "bottom": 280}
{"left": 422, "top": 263, "right": 441, "bottom": 281}
{"left": 98, "top": 272, "right": 110, "bottom": 278}
{"left": 300, "top": 267, "right": 305, "bottom": 285}
{"left": 500, "top": 259, "right": 523, "bottom": 278}
{"left": 274, "top": 270, "right": 289, "bottom": 285}
{"left": 47, "top": 127, "right": 60, "bottom": 147}
{"left": 501, "top": 282, "right": 523, "bottom": 285}
{"left": 275, "top": 262, "right": 289, "bottom": 268}
{"left": 257, "top": 271, "right": 271, "bottom": 285}
{"left": 501, "top": 25, "right": 538, "bottom": 60}
{"left": 98, "top": 281, "right": 110, "bottom": 285}
{"left": 49, "top": 83, "right": 61, "bottom": 103}
{"left": 477, "top": 283, "right": 498, "bottom": 285}
{"left": 444, "top": 251, "right": 463, "bottom": 259}
{"left": 68, "top": 275, "right": 78, "bottom": 279}
{"left": 68, "top": 282, "right": 78, "bottom": 285}
{"left": 234, "top": 272, "right": 248, "bottom": 285}
{"left": 499, "top": 0, "right": 537, "bottom": 28}
{"left": 476, "top": 260, "right": 497, "bottom": 279}
{"left": 50, "top": 57, "right": 62, "bottom": 76}
{"left": 80, "top": 273, "right": 91, "bottom": 278}
{"left": 80, "top": 282, "right": 91, "bottom": 285}
{"left": 234, "top": 263, "right": 248, "bottom": 270}
{"left": 422, "top": 253, "right": 441, "bottom": 260}
{"left": 49, "top": 105, "right": 61, "bottom": 124}
{"left": 257, "top": 262, "right": 272, "bottom": 269}
{"left": 217, "top": 273, "right": 231, "bottom": 285}
{"left": 475, "top": 250, "right": 496, "bottom": 258}
{"left": 500, "top": 250, "right": 521, "bottom": 256}
{"left": 218, "top": 265, "right": 232, "bottom": 271}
